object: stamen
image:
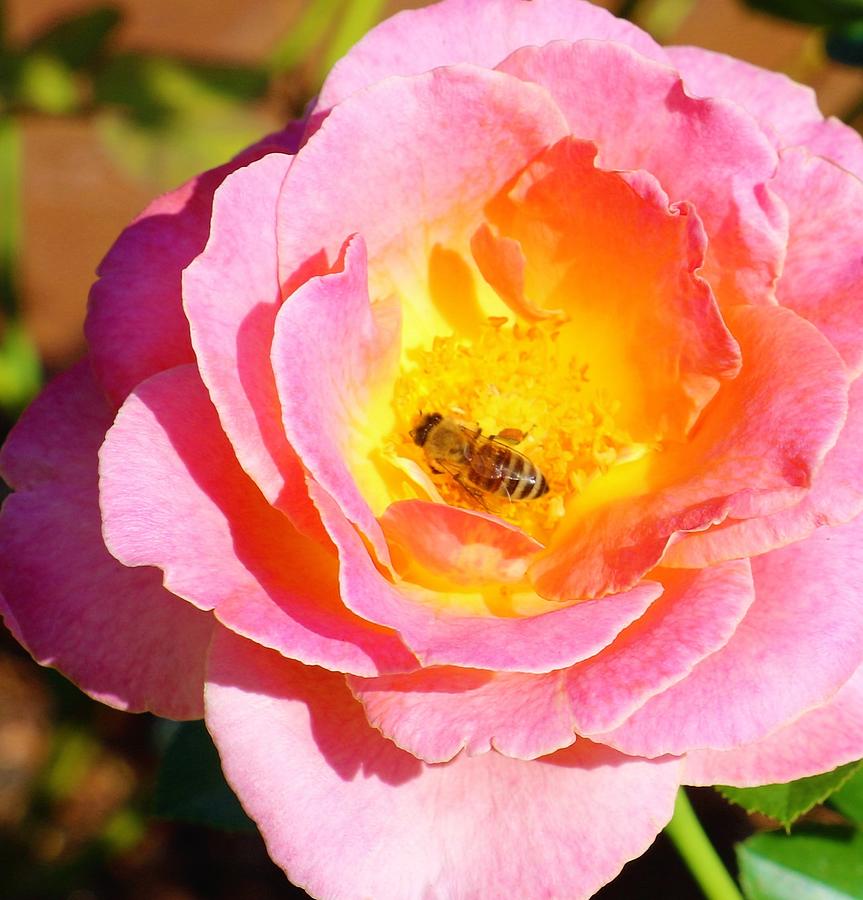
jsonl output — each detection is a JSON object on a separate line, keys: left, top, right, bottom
{"left": 390, "top": 319, "right": 638, "bottom": 540}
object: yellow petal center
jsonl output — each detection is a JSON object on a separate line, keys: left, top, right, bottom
{"left": 389, "top": 317, "right": 647, "bottom": 542}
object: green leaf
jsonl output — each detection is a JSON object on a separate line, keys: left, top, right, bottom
{"left": 826, "top": 20, "right": 863, "bottom": 65}
{"left": 94, "top": 55, "right": 274, "bottom": 188}
{"left": 153, "top": 720, "right": 255, "bottom": 833}
{"left": 718, "top": 761, "right": 863, "bottom": 828}
{"left": 743, "top": 0, "right": 863, "bottom": 26}
{"left": 831, "top": 763, "right": 863, "bottom": 824}
{"left": 26, "top": 6, "right": 121, "bottom": 71}
{"left": 318, "top": 0, "right": 389, "bottom": 80}
{"left": 269, "top": 0, "right": 344, "bottom": 72}
{"left": 15, "top": 52, "right": 79, "bottom": 114}
{"left": 94, "top": 54, "right": 268, "bottom": 122}
{"left": 738, "top": 826, "right": 863, "bottom": 899}
{"left": 0, "top": 322, "right": 40, "bottom": 416}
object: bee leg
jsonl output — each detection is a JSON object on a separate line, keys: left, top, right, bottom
{"left": 430, "top": 465, "right": 445, "bottom": 475}
{"left": 454, "top": 473, "right": 490, "bottom": 511}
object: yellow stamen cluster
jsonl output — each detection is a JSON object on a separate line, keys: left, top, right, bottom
{"left": 390, "top": 318, "right": 636, "bottom": 540}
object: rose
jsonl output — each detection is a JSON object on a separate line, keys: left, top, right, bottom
{"left": 4, "top": 0, "right": 863, "bottom": 896}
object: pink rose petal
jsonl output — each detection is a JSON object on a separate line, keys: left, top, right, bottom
{"left": 0, "top": 362, "right": 213, "bottom": 718}
{"left": 99, "top": 364, "right": 417, "bottom": 677}
{"left": 183, "top": 153, "right": 323, "bottom": 538}
{"left": 499, "top": 40, "right": 785, "bottom": 309}
{"left": 87, "top": 137, "right": 297, "bottom": 408}
{"left": 276, "top": 65, "right": 569, "bottom": 319}
{"left": 312, "top": 484, "right": 662, "bottom": 673}
{"left": 684, "top": 664, "right": 863, "bottom": 787}
{"left": 349, "top": 559, "right": 753, "bottom": 762}
{"left": 772, "top": 148, "right": 863, "bottom": 375}
{"left": 667, "top": 45, "right": 863, "bottom": 180}
{"left": 531, "top": 305, "right": 848, "bottom": 601}
{"left": 350, "top": 666, "right": 574, "bottom": 762}
{"left": 561, "top": 560, "right": 755, "bottom": 735}
{"left": 477, "top": 136, "right": 741, "bottom": 440}
{"left": 206, "top": 626, "right": 683, "bottom": 900}
{"left": 665, "top": 376, "right": 863, "bottom": 567}
{"left": 316, "top": 0, "right": 666, "bottom": 112}
{"left": 666, "top": 46, "right": 824, "bottom": 146}
{"left": 271, "top": 235, "right": 398, "bottom": 562}
{"left": 595, "top": 514, "right": 863, "bottom": 757}
{"left": 381, "top": 499, "right": 542, "bottom": 591}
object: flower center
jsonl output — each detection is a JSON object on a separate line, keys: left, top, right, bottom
{"left": 391, "top": 318, "right": 641, "bottom": 541}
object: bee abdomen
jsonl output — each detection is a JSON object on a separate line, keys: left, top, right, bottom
{"left": 508, "top": 461, "right": 548, "bottom": 501}
{"left": 469, "top": 445, "right": 548, "bottom": 501}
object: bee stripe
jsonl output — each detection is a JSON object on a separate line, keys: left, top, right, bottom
{"left": 502, "top": 452, "right": 526, "bottom": 499}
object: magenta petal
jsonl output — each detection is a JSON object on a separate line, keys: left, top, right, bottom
{"left": 685, "top": 665, "right": 863, "bottom": 787}
{"left": 0, "top": 363, "right": 213, "bottom": 718}
{"left": 183, "top": 153, "right": 322, "bottom": 537}
{"left": 499, "top": 40, "right": 784, "bottom": 308}
{"left": 99, "top": 364, "right": 416, "bottom": 677}
{"left": 312, "top": 485, "right": 662, "bottom": 673}
{"left": 206, "top": 627, "right": 683, "bottom": 900}
{"left": 595, "top": 514, "right": 863, "bottom": 756}
{"left": 87, "top": 138, "right": 296, "bottom": 408}
{"left": 316, "top": 0, "right": 665, "bottom": 111}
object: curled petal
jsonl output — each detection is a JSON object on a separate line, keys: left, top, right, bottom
{"left": 99, "top": 365, "right": 416, "bottom": 677}
{"left": 499, "top": 40, "right": 785, "bottom": 308}
{"left": 381, "top": 500, "right": 542, "bottom": 593}
{"left": 183, "top": 153, "right": 323, "bottom": 538}
{"left": 349, "top": 559, "right": 753, "bottom": 762}
{"left": 667, "top": 45, "right": 863, "bottom": 179}
{"left": 316, "top": 0, "right": 666, "bottom": 111}
{"left": 666, "top": 375, "right": 863, "bottom": 567}
{"left": 477, "top": 136, "right": 740, "bottom": 440}
{"left": 312, "top": 485, "right": 662, "bottom": 673}
{"left": 532, "top": 305, "right": 849, "bottom": 601}
{"left": 87, "top": 137, "right": 297, "bottom": 408}
{"left": 595, "top": 513, "right": 863, "bottom": 756}
{"left": 272, "top": 235, "right": 399, "bottom": 562}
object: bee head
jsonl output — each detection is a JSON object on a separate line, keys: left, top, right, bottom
{"left": 410, "top": 412, "right": 443, "bottom": 447}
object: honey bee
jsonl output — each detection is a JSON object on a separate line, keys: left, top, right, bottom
{"left": 410, "top": 412, "right": 549, "bottom": 503}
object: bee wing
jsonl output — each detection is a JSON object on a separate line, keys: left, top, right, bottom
{"left": 466, "top": 436, "right": 512, "bottom": 479}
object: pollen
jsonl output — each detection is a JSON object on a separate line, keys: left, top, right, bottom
{"left": 390, "top": 318, "right": 638, "bottom": 540}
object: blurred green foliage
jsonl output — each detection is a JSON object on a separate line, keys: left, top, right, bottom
{"left": 0, "top": 0, "right": 396, "bottom": 425}
{"left": 741, "top": 0, "right": 863, "bottom": 66}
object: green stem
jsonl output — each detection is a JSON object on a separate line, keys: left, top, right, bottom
{"left": 665, "top": 789, "right": 744, "bottom": 900}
